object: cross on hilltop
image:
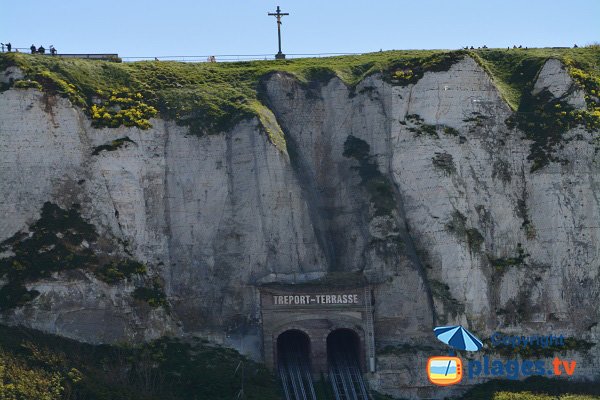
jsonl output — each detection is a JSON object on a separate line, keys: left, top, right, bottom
{"left": 268, "top": 6, "right": 289, "bottom": 59}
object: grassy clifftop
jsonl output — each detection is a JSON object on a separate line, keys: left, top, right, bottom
{"left": 1, "top": 47, "right": 599, "bottom": 141}
{"left": 0, "top": 50, "right": 461, "bottom": 138}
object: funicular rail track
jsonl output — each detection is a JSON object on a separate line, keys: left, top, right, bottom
{"left": 328, "top": 347, "right": 369, "bottom": 400}
{"left": 278, "top": 344, "right": 317, "bottom": 400}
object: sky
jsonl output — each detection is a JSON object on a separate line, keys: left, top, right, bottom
{"left": 2, "top": 0, "right": 599, "bottom": 60}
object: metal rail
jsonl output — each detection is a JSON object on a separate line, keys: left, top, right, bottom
{"left": 278, "top": 342, "right": 316, "bottom": 400}
{"left": 328, "top": 347, "right": 369, "bottom": 400}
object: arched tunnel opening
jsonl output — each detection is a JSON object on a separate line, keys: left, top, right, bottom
{"left": 327, "top": 329, "right": 361, "bottom": 370}
{"left": 277, "top": 330, "right": 317, "bottom": 400}
{"left": 327, "top": 329, "right": 368, "bottom": 400}
{"left": 277, "top": 330, "right": 311, "bottom": 367}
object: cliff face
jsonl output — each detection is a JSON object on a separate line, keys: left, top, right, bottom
{"left": 1, "top": 52, "right": 599, "bottom": 397}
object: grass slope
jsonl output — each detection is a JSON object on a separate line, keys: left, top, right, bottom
{"left": 1, "top": 48, "right": 598, "bottom": 153}
{"left": 459, "top": 376, "right": 600, "bottom": 400}
{"left": 0, "top": 50, "right": 464, "bottom": 141}
{"left": 0, "top": 324, "right": 280, "bottom": 400}
{"left": 468, "top": 47, "right": 600, "bottom": 111}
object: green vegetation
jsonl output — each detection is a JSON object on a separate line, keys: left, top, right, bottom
{"left": 133, "top": 278, "right": 169, "bottom": 309}
{"left": 493, "top": 394, "right": 599, "bottom": 400}
{"left": 1, "top": 47, "right": 598, "bottom": 166}
{"left": 13, "top": 79, "right": 42, "bottom": 90}
{"left": 91, "top": 136, "right": 135, "bottom": 155}
{"left": 445, "top": 210, "right": 485, "bottom": 253}
{"left": 470, "top": 48, "right": 600, "bottom": 172}
{"left": 429, "top": 279, "right": 465, "bottom": 321}
{"left": 432, "top": 152, "right": 456, "bottom": 175}
{"left": 343, "top": 135, "right": 397, "bottom": 216}
{"left": 0, "top": 50, "right": 464, "bottom": 138}
{"left": 463, "top": 112, "right": 491, "bottom": 131}
{"left": 459, "top": 376, "right": 600, "bottom": 400}
{"left": 0, "top": 202, "right": 150, "bottom": 309}
{"left": 488, "top": 243, "right": 529, "bottom": 271}
{"left": 505, "top": 88, "right": 595, "bottom": 171}
{"left": 90, "top": 89, "right": 157, "bottom": 129}
{"left": 387, "top": 51, "right": 466, "bottom": 86}
{"left": 0, "top": 324, "right": 280, "bottom": 400}
{"left": 468, "top": 48, "right": 600, "bottom": 111}
{"left": 0, "top": 202, "right": 97, "bottom": 310}
{"left": 95, "top": 259, "right": 147, "bottom": 283}
{"left": 401, "top": 114, "right": 462, "bottom": 139}
{"left": 402, "top": 114, "right": 438, "bottom": 138}
{"left": 443, "top": 125, "right": 460, "bottom": 136}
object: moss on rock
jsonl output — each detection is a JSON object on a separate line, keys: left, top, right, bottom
{"left": 343, "top": 135, "right": 397, "bottom": 216}
{"left": 0, "top": 202, "right": 150, "bottom": 310}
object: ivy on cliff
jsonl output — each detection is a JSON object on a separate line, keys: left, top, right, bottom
{"left": 471, "top": 48, "right": 600, "bottom": 172}
{"left": 342, "top": 135, "right": 396, "bottom": 216}
{"left": 506, "top": 87, "right": 600, "bottom": 172}
{"left": 0, "top": 202, "right": 152, "bottom": 310}
{"left": 445, "top": 210, "right": 484, "bottom": 253}
{"left": 0, "top": 202, "right": 97, "bottom": 309}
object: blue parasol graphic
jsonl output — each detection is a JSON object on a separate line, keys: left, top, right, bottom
{"left": 434, "top": 325, "right": 483, "bottom": 352}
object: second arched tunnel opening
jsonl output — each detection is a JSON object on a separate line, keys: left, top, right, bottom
{"left": 326, "top": 328, "right": 368, "bottom": 400}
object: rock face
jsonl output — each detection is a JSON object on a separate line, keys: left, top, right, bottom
{"left": 1, "top": 56, "right": 599, "bottom": 398}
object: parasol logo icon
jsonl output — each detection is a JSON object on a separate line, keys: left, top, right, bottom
{"left": 433, "top": 325, "right": 483, "bottom": 352}
{"left": 425, "top": 325, "right": 482, "bottom": 386}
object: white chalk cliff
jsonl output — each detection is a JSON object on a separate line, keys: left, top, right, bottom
{"left": 1, "top": 56, "right": 598, "bottom": 398}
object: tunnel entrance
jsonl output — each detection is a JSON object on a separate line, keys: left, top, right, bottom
{"left": 327, "top": 329, "right": 368, "bottom": 399}
{"left": 277, "top": 330, "right": 317, "bottom": 400}
{"left": 260, "top": 286, "right": 375, "bottom": 376}
{"left": 327, "top": 329, "right": 361, "bottom": 370}
{"left": 277, "top": 330, "right": 312, "bottom": 367}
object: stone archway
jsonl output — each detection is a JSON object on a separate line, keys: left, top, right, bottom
{"left": 277, "top": 329, "right": 312, "bottom": 371}
{"left": 260, "top": 286, "right": 375, "bottom": 376}
{"left": 327, "top": 328, "right": 364, "bottom": 372}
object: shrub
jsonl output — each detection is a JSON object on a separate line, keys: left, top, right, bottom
{"left": 133, "top": 279, "right": 169, "bottom": 309}
{"left": 0, "top": 202, "right": 148, "bottom": 309}
{"left": 91, "top": 136, "right": 135, "bottom": 155}
{"left": 90, "top": 89, "right": 157, "bottom": 129}
{"left": 13, "top": 79, "right": 42, "bottom": 90}
{"left": 95, "top": 260, "right": 147, "bottom": 284}
{"left": 343, "top": 135, "right": 397, "bottom": 216}
{"left": 0, "top": 352, "right": 64, "bottom": 400}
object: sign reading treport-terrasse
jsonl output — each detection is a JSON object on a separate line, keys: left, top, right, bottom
{"left": 272, "top": 293, "right": 360, "bottom": 305}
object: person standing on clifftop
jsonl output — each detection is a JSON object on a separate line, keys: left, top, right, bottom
{"left": 6, "top": 43, "right": 11, "bottom": 52}
{"left": 38, "top": 45, "right": 45, "bottom": 54}
{"left": 30, "top": 44, "right": 36, "bottom": 54}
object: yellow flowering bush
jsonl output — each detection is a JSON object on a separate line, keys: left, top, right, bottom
{"left": 90, "top": 88, "right": 157, "bottom": 129}
{"left": 0, "top": 352, "right": 64, "bottom": 400}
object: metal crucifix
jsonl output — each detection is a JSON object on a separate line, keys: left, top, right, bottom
{"left": 268, "top": 6, "right": 289, "bottom": 59}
